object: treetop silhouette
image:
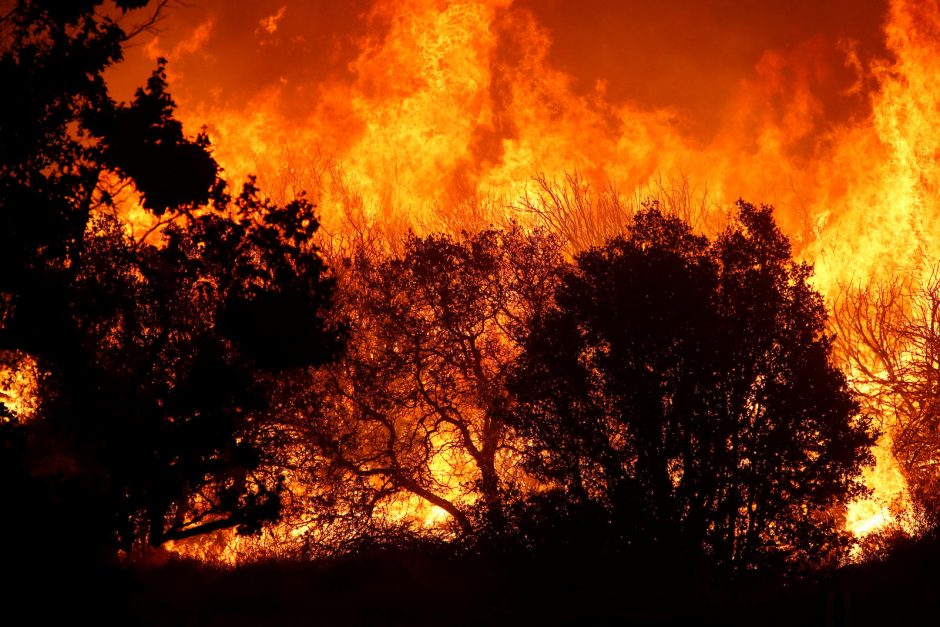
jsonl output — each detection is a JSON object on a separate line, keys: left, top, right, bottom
{"left": 509, "top": 202, "right": 876, "bottom": 571}
{"left": 0, "top": 0, "right": 340, "bottom": 556}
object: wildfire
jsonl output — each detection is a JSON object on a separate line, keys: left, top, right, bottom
{"left": 846, "top": 434, "right": 912, "bottom": 538}
{"left": 0, "top": 353, "right": 39, "bottom": 422}
{"left": 106, "top": 0, "right": 940, "bottom": 554}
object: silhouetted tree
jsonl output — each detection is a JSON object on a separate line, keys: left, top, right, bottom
{"left": 293, "top": 226, "right": 563, "bottom": 540}
{"left": 510, "top": 202, "right": 875, "bottom": 572}
{"left": 60, "top": 181, "right": 340, "bottom": 553}
{"left": 0, "top": 1, "right": 340, "bottom": 558}
{"left": 833, "top": 267, "right": 940, "bottom": 529}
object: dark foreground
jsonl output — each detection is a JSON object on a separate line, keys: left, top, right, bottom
{"left": 8, "top": 534, "right": 940, "bottom": 626}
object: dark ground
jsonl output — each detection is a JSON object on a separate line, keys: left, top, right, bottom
{"left": 9, "top": 534, "right": 940, "bottom": 626}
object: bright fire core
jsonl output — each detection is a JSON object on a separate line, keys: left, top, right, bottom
{"left": 105, "top": 0, "right": 940, "bottom": 555}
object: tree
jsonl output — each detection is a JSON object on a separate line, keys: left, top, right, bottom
{"left": 0, "top": 1, "right": 340, "bottom": 557}
{"left": 293, "top": 225, "right": 563, "bottom": 541}
{"left": 509, "top": 202, "right": 875, "bottom": 572}
{"left": 63, "top": 180, "right": 341, "bottom": 553}
{"left": 833, "top": 267, "right": 940, "bottom": 528}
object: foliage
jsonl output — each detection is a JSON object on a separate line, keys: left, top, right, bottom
{"left": 0, "top": 0, "right": 339, "bottom": 557}
{"left": 292, "top": 225, "right": 563, "bottom": 538}
{"left": 509, "top": 202, "right": 875, "bottom": 572}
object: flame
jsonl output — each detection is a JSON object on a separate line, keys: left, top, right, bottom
{"left": 846, "top": 434, "right": 913, "bottom": 538}
{"left": 104, "top": 0, "right": 940, "bottom": 552}
{"left": 0, "top": 353, "right": 39, "bottom": 422}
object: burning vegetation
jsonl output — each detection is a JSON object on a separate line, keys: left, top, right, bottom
{"left": 3, "top": 0, "right": 940, "bottom": 623}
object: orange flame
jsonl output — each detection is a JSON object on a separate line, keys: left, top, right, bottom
{"left": 0, "top": 353, "right": 39, "bottom": 422}
{"left": 106, "top": 0, "right": 940, "bottom": 553}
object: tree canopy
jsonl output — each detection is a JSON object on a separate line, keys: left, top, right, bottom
{"left": 0, "top": 0, "right": 340, "bottom": 560}
{"left": 288, "top": 225, "right": 563, "bottom": 544}
{"left": 509, "top": 202, "right": 876, "bottom": 571}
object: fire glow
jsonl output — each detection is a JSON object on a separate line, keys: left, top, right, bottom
{"left": 105, "top": 0, "right": 940, "bottom": 557}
